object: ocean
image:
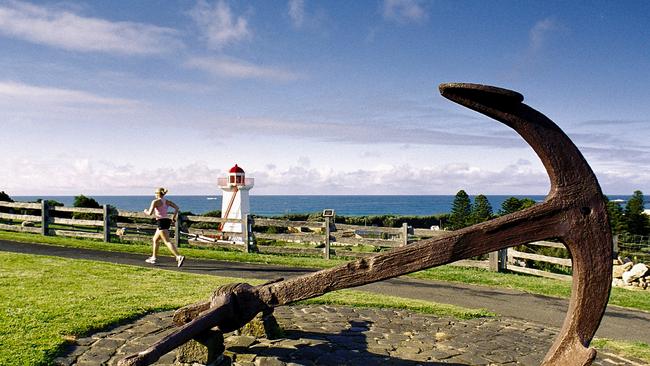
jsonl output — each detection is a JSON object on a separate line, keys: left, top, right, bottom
{"left": 12, "top": 194, "right": 646, "bottom": 217}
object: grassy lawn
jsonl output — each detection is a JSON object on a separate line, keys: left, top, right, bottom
{"left": 2, "top": 231, "right": 649, "bottom": 313}
{"left": 0, "top": 251, "right": 491, "bottom": 365}
{"left": 591, "top": 339, "right": 650, "bottom": 364}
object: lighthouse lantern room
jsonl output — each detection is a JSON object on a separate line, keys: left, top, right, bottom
{"left": 218, "top": 164, "right": 254, "bottom": 243}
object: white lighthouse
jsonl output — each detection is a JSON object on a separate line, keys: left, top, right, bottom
{"left": 218, "top": 164, "right": 254, "bottom": 242}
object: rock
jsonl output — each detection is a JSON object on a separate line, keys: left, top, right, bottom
{"left": 225, "top": 335, "right": 256, "bottom": 349}
{"left": 612, "top": 278, "right": 625, "bottom": 287}
{"left": 237, "top": 312, "right": 283, "bottom": 340}
{"left": 622, "top": 263, "right": 649, "bottom": 285}
{"left": 175, "top": 330, "right": 225, "bottom": 365}
{"left": 613, "top": 262, "right": 634, "bottom": 278}
{"left": 620, "top": 256, "right": 633, "bottom": 264}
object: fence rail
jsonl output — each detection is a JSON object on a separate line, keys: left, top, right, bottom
{"left": 0, "top": 200, "right": 594, "bottom": 280}
{"left": 504, "top": 241, "right": 572, "bottom": 281}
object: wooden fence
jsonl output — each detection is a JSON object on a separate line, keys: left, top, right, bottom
{"left": 503, "top": 241, "right": 572, "bottom": 281}
{"left": 0, "top": 200, "right": 577, "bottom": 279}
{"left": 615, "top": 234, "right": 650, "bottom": 262}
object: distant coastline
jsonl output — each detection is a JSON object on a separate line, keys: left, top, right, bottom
{"left": 13, "top": 194, "right": 647, "bottom": 217}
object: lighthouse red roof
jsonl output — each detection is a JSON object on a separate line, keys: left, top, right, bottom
{"left": 229, "top": 164, "right": 245, "bottom": 174}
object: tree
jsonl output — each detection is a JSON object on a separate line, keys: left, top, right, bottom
{"left": 606, "top": 200, "right": 626, "bottom": 234}
{"left": 449, "top": 190, "right": 471, "bottom": 230}
{"left": 36, "top": 198, "right": 64, "bottom": 208}
{"left": 0, "top": 191, "right": 13, "bottom": 202}
{"left": 499, "top": 197, "right": 523, "bottom": 216}
{"left": 625, "top": 190, "right": 649, "bottom": 235}
{"left": 519, "top": 198, "right": 537, "bottom": 210}
{"left": 498, "top": 197, "right": 536, "bottom": 216}
{"left": 470, "top": 194, "right": 493, "bottom": 225}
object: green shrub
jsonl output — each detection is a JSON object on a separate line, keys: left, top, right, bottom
{"left": 73, "top": 195, "right": 102, "bottom": 220}
{"left": 0, "top": 191, "right": 13, "bottom": 202}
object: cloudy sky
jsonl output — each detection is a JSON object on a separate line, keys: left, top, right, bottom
{"left": 1, "top": 0, "right": 649, "bottom": 196}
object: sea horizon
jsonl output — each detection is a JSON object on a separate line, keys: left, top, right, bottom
{"left": 12, "top": 194, "right": 647, "bottom": 217}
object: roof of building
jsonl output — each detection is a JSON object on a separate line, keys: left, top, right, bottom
{"left": 229, "top": 164, "right": 245, "bottom": 174}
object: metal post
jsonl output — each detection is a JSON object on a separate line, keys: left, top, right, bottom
{"left": 103, "top": 205, "right": 110, "bottom": 243}
{"left": 242, "top": 215, "right": 250, "bottom": 253}
{"left": 324, "top": 217, "right": 331, "bottom": 259}
{"left": 401, "top": 222, "right": 408, "bottom": 247}
{"left": 41, "top": 200, "right": 48, "bottom": 236}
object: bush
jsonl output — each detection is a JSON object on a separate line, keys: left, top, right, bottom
{"left": 0, "top": 191, "right": 13, "bottom": 202}
{"left": 0, "top": 191, "right": 14, "bottom": 215}
{"left": 73, "top": 194, "right": 102, "bottom": 220}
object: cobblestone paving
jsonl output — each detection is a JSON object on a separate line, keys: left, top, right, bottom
{"left": 55, "top": 305, "right": 643, "bottom": 366}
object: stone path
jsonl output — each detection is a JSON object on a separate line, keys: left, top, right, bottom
{"left": 55, "top": 305, "right": 644, "bottom": 366}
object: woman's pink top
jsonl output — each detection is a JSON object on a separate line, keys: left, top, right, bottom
{"left": 154, "top": 198, "right": 169, "bottom": 219}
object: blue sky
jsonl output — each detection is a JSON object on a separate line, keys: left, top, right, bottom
{"left": 1, "top": 0, "right": 649, "bottom": 196}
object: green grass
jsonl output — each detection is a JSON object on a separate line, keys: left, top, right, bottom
{"left": 592, "top": 338, "right": 650, "bottom": 363}
{"left": 0, "top": 231, "right": 344, "bottom": 268}
{"left": 2, "top": 231, "right": 650, "bottom": 312}
{"left": 0, "top": 251, "right": 490, "bottom": 365}
{"left": 411, "top": 266, "right": 650, "bottom": 311}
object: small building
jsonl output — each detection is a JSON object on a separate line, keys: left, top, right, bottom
{"left": 217, "top": 164, "right": 254, "bottom": 243}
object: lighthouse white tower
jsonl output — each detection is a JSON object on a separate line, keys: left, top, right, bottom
{"left": 218, "top": 164, "right": 254, "bottom": 242}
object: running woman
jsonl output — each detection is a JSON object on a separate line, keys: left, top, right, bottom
{"left": 143, "top": 187, "right": 184, "bottom": 267}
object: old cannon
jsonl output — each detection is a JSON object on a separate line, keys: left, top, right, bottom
{"left": 120, "top": 83, "right": 612, "bottom": 366}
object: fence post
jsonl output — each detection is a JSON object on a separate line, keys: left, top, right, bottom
{"left": 489, "top": 251, "right": 499, "bottom": 272}
{"left": 103, "top": 205, "right": 110, "bottom": 243}
{"left": 489, "top": 249, "right": 508, "bottom": 272}
{"left": 41, "top": 200, "right": 49, "bottom": 236}
{"left": 401, "top": 222, "right": 408, "bottom": 247}
{"left": 242, "top": 215, "right": 250, "bottom": 253}
{"left": 175, "top": 215, "right": 181, "bottom": 248}
{"left": 324, "top": 217, "right": 331, "bottom": 259}
{"left": 612, "top": 234, "right": 619, "bottom": 257}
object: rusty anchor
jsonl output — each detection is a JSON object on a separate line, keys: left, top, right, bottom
{"left": 119, "top": 83, "right": 612, "bottom": 366}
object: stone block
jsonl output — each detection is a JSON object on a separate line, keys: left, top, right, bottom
{"left": 175, "top": 330, "right": 225, "bottom": 365}
{"left": 613, "top": 262, "right": 634, "bottom": 278}
{"left": 238, "top": 312, "right": 284, "bottom": 340}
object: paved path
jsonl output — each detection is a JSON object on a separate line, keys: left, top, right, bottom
{"left": 2, "top": 239, "right": 650, "bottom": 346}
{"left": 55, "top": 306, "right": 643, "bottom": 366}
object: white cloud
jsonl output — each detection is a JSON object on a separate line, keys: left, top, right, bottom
{"left": 2, "top": 152, "right": 646, "bottom": 196}
{"left": 0, "top": 157, "right": 224, "bottom": 195}
{"left": 0, "top": 81, "right": 139, "bottom": 106}
{"left": 0, "top": 0, "right": 181, "bottom": 55}
{"left": 185, "top": 57, "right": 302, "bottom": 81}
{"left": 189, "top": 0, "right": 251, "bottom": 50}
{"left": 529, "top": 18, "right": 558, "bottom": 52}
{"left": 288, "top": 0, "right": 305, "bottom": 28}
{"left": 249, "top": 162, "right": 551, "bottom": 195}
{"left": 382, "top": 0, "right": 428, "bottom": 24}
